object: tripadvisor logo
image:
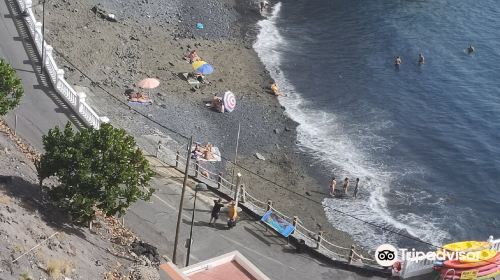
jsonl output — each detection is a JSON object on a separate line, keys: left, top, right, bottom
{"left": 374, "top": 244, "right": 398, "bottom": 266}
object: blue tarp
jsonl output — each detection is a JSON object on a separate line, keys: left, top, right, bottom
{"left": 260, "top": 210, "right": 296, "bottom": 237}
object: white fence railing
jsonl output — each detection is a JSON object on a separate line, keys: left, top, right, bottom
{"left": 14, "top": 0, "right": 109, "bottom": 129}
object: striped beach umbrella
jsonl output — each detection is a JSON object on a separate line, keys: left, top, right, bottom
{"left": 223, "top": 91, "right": 236, "bottom": 112}
{"left": 192, "top": 60, "right": 214, "bottom": 75}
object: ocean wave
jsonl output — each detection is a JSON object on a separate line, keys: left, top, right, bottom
{"left": 252, "top": 2, "right": 450, "bottom": 249}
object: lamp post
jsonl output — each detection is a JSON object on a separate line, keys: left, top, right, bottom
{"left": 185, "top": 183, "right": 208, "bottom": 267}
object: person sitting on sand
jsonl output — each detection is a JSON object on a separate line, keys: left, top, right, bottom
{"left": 204, "top": 145, "right": 215, "bottom": 160}
{"left": 185, "top": 50, "right": 201, "bottom": 63}
{"left": 271, "top": 83, "right": 285, "bottom": 96}
{"left": 128, "top": 91, "right": 150, "bottom": 103}
{"left": 209, "top": 96, "right": 225, "bottom": 113}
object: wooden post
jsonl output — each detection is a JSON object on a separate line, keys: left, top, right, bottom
{"left": 194, "top": 161, "right": 199, "bottom": 177}
{"left": 217, "top": 172, "right": 223, "bottom": 189}
{"left": 267, "top": 200, "right": 273, "bottom": 211}
{"left": 234, "top": 173, "right": 241, "bottom": 202}
{"left": 156, "top": 140, "right": 162, "bottom": 158}
{"left": 348, "top": 244, "right": 356, "bottom": 264}
{"left": 241, "top": 184, "right": 246, "bottom": 203}
{"left": 316, "top": 231, "right": 323, "bottom": 249}
{"left": 175, "top": 150, "right": 180, "bottom": 168}
{"left": 265, "top": 200, "right": 272, "bottom": 232}
{"left": 292, "top": 216, "right": 298, "bottom": 234}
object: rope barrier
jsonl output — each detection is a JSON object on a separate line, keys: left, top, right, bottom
{"left": 243, "top": 191, "right": 267, "bottom": 206}
{"left": 320, "top": 238, "right": 351, "bottom": 251}
{"left": 318, "top": 244, "right": 348, "bottom": 259}
{"left": 270, "top": 206, "right": 293, "bottom": 222}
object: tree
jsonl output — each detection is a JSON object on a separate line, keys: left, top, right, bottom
{"left": 36, "top": 122, "right": 155, "bottom": 224}
{"left": 0, "top": 58, "right": 24, "bottom": 116}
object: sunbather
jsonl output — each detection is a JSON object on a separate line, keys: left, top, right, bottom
{"left": 208, "top": 96, "right": 225, "bottom": 113}
{"left": 185, "top": 50, "right": 201, "bottom": 63}
{"left": 128, "top": 92, "right": 151, "bottom": 103}
{"left": 271, "top": 83, "right": 285, "bottom": 96}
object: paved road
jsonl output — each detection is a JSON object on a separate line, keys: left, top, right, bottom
{"left": 125, "top": 161, "right": 388, "bottom": 280}
{"left": 0, "top": 0, "right": 81, "bottom": 150}
{"left": 0, "top": 1, "right": 388, "bottom": 279}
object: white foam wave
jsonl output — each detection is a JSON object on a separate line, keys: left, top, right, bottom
{"left": 253, "top": 2, "right": 450, "bottom": 248}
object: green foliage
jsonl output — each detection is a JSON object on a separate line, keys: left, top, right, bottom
{"left": 0, "top": 58, "right": 24, "bottom": 116}
{"left": 36, "top": 122, "right": 155, "bottom": 224}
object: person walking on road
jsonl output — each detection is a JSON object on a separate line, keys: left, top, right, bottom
{"left": 329, "top": 177, "right": 337, "bottom": 196}
{"left": 353, "top": 178, "right": 360, "bottom": 198}
{"left": 209, "top": 198, "right": 224, "bottom": 226}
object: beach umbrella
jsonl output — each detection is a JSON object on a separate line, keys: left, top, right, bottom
{"left": 223, "top": 91, "right": 236, "bottom": 112}
{"left": 137, "top": 78, "right": 160, "bottom": 89}
{"left": 192, "top": 60, "right": 214, "bottom": 75}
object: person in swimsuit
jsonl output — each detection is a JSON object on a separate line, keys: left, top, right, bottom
{"left": 353, "top": 178, "right": 360, "bottom": 198}
{"left": 343, "top": 177, "right": 349, "bottom": 194}
{"left": 418, "top": 53, "right": 425, "bottom": 64}
{"left": 395, "top": 56, "right": 402, "bottom": 66}
{"left": 329, "top": 177, "right": 337, "bottom": 196}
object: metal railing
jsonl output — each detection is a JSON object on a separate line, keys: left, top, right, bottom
{"left": 14, "top": 0, "right": 109, "bottom": 129}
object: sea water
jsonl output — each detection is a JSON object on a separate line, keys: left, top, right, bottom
{"left": 254, "top": 0, "right": 500, "bottom": 249}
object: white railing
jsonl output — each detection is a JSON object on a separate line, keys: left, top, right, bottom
{"left": 14, "top": 0, "right": 109, "bottom": 129}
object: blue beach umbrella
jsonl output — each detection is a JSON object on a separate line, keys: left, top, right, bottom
{"left": 192, "top": 60, "right": 214, "bottom": 75}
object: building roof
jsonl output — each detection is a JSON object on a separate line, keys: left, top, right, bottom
{"left": 160, "top": 251, "right": 270, "bottom": 280}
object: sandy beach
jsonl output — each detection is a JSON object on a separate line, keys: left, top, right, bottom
{"left": 34, "top": 0, "right": 356, "bottom": 253}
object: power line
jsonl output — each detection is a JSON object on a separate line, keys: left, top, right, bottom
{"left": 52, "top": 46, "right": 445, "bottom": 249}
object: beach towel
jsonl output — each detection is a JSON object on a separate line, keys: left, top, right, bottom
{"left": 191, "top": 145, "right": 222, "bottom": 162}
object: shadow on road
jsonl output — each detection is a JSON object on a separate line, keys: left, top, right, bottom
{"left": 3, "top": 0, "right": 84, "bottom": 130}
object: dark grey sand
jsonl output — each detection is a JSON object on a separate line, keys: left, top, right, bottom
{"left": 34, "top": 0, "right": 357, "bottom": 254}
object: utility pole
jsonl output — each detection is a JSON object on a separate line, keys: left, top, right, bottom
{"left": 172, "top": 136, "right": 193, "bottom": 264}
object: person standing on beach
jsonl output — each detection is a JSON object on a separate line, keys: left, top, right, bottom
{"left": 209, "top": 198, "right": 224, "bottom": 226}
{"left": 343, "top": 177, "right": 349, "bottom": 194}
{"left": 329, "top": 177, "right": 337, "bottom": 196}
{"left": 353, "top": 178, "right": 360, "bottom": 198}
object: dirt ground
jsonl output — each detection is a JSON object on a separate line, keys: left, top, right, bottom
{"left": 0, "top": 120, "right": 160, "bottom": 280}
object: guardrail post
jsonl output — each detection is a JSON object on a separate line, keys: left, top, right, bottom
{"left": 175, "top": 150, "right": 180, "bottom": 168}
{"left": 217, "top": 172, "right": 222, "bottom": 189}
{"left": 234, "top": 173, "right": 242, "bottom": 202}
{"left": 43, "top": 44, "right": 52, "bottom": 68}
{"left": 292, "top": 216, "right": 298, "bottom": 234}
{"left": 77, "top": 92, "right": 86, "bottom": 114}
{"left": 316, "top": 231, "right": 323, "bottom": 249}
{"left": 156, "top": 140, "right": 162, "bottom": 158}
{"left": 34, "top": 22, "right": 42, "bottom": 48}
{"left": 240, "top": 184, "right": 246, "bottom": 203}
{"left": 56, "top": 69, "right": 65, "bottom": 85}
{"left": 348, "top": 244, "right": 356, "bottom": 264}
{"left": 194, "top": 161, "right": 199, "bottom": 177}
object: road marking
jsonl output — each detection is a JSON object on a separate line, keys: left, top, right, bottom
{"left": 152, "top": 193, "right": 177, "bottom": 211}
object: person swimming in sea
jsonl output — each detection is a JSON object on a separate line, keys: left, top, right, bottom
{"left": 418, "top": 53, "right": 425, "bottom": 64}
{"left": 395, "top": 56, "right": 402, "bottom": 66}
{"left": 467, "top": 45, "right": 475, "bottom": 54}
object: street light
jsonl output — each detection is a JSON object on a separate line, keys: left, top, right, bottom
{"left": 41, "top": 0, "right": 46, "bottom": 74}
{"left": 185, "top": 182, "right": 208, "bottom": 267}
